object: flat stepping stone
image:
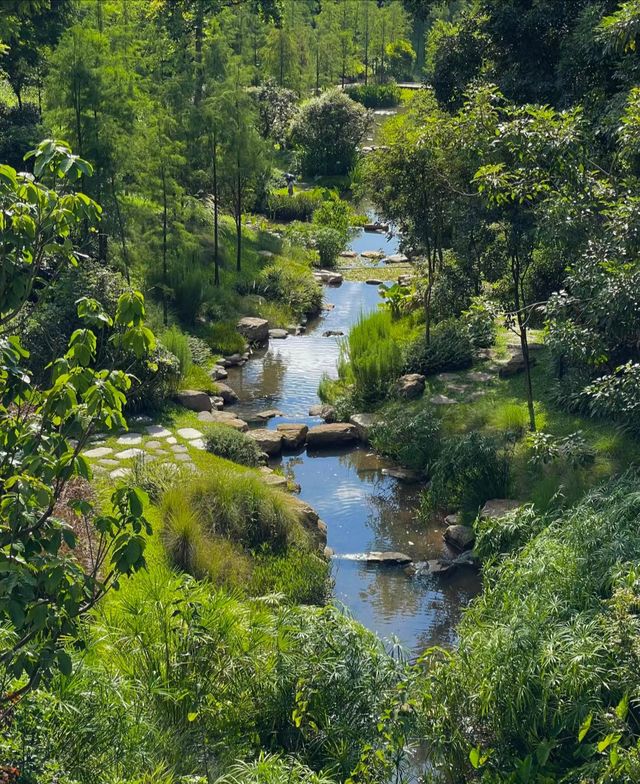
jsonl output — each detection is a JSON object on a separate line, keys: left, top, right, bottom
{"left": 365, "top": 551, "right": 412, "bottom": 566}
{"left": 110, "top": 468, "right": 130, "bottom": 479}
{"left": 114, "top": 448, "right": 145, "bottom": 460}
{"left": 256, "top": 409, "right": 284, "bottom": 420}
{"left": 467, "top": 371, "right": 494, "bottom": 383}
{"left": 99, "top": 458, "right": 119, "bottom": 467}
{"left": 84, "top": 446, "right": 113, "bottom": 459}
{"left": 173, "top": 453, "right": 191, "bottom": 462}
{"left": 117, "top": 433, "right": 142, "bottom": 445}
{"left": 166, "top": 436, "right": 177, "bottom": 444}
{"left": 145, "top": 440, "right": 164, "bottom": 449}
{"left": 430, "top": 395, "right": 457, "bottom": 406}
{"left": 381, "top": 467, "right": 422, "bottom": 483}
{"left": 366, "top": 279, "right": 383, "bottom": 285}
{"left": 446, "top": 384, "right": 470, "bottom": 395}
{"left": 191, "top": 438, "right": 206, "bottom": 450}
{"left": 177, "top": 428, "right": 203, "bottom": 440}
{"left": 171, "top": 444, "right": 189, "bottom": 453}
{"left": 146, "top": 425, "right": 172, "bottom": 438}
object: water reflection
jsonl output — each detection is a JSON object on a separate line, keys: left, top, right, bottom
{"left": 224, "top": 257, "right": 481, "bottom": 653}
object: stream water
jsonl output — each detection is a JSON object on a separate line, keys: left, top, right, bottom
{"left": 226, "top": 228, "right": 480, "bottom": 653}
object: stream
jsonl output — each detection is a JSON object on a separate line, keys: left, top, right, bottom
{"left": 226, "top": 227, "right": 480, "bottom": 653}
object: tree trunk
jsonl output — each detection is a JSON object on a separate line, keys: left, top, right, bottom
{"left": 161, "top": 165, "right": 168, "bottom": 327}
{"left": 236, "top": 211, "right": 242, "bottom": 273}
{"left": 111, "top": 175, "right": 130, "bottom": 284}
{"left": 511, "top": 249, "right": 536, "bottom": 431}
{"left": 212, "top": 128, "right": 220, "bottom": 287}
{"left": 194, "top": 1, "right": 204, "bottom": 105}
{"left": 364, "top": 3, "right": 369, "bottom": 85}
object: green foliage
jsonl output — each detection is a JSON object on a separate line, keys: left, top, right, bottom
{"left": 0, "top": 141, "right": 154, "bottom": 699}
{"left": 403, "top": 318, "right": 473, "bottom": 377}
{"left": 340, "top": 310, "right": 406, "bottom": 406}
{"left": 345, "top": 83, "right": 401, "bottom": 109}
{"left": 204, "top": 424, "right": 264, "bottom": 467}
{"left": 289, "top": 89, "right": 370, "bottom": 177}
{"left": 162, "top": 469, "right": 299, "bottom": 555}
{"left": 370, "top": 403, "right": 441, "bottom": 472}
{"left": 200, "top": 321, "right": 246, "bottom": 356}
{"left": 266, "top": 189, "right": 323, "bottom": 221}
{"left": 249, "top": 549, "right": 331, "bottom": 606}
{"left": 256, "top": 263, "right": 322, "bottom": 317}
{"left": 384, "top": 39, "right": 416, "bottom": 81}
{"left": 462, "top": 296, "right": 497, "bottom": 349}
{"left": 422, "top": 476, "right": 640, "bottom": 781}
{"left": 473, "top": 504, "right": 543, "bottom": 560}
{"left": 424, "top": 433, "right": 510, "bottom": 518}
{"left": 214, "top": 754, "right": 336, "bottom": 784}
{"left": 161, "top": 325, "right": 192, "bottom": 379}
{"left": 527, "top": 430, "right": 596, "bottom": 469}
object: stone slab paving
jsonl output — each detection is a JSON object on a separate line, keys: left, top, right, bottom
{"left": 174, "top": 453, "right": 192, "bottom": 462}
{"left": 117, "top": 432, "right": 143, "bottom": 445}
{"left": 191, "top": 438, "right": 206, "bottom": 450}
{"left": 110, "top": 468, "right": 130, "bottom": 479}
{"left": 177, "top": 427, "right": 204, "bottom": 440}
{"left": 145, "top": 440, "right": 164, "bottom": 449}
{"left": 147, "top": 424, "right": 172, "bottom": 438}
{"left": 166, "top": 436, "right": 177, "bottom": 445}
{"left": 98, "top": 458, "right": 120, "bottom": 467}
{"left": 84, "top": 446, "right": 113, "bottom": 459}
{"left": 114, "top": 448, "right": 145, "bottom": 460}
{"left": 171, "top": 444, "right": 189, "bottom": 453}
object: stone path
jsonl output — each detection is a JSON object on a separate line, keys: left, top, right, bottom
{"left": 86, "top": 423, "right": 207, "bottom": 480}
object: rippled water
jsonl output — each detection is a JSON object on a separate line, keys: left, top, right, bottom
{"left": 226, "top": 266, "right": 480, "bottom": 653}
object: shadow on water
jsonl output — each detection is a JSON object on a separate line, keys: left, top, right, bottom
{"left": 225, "top": 244, "right": 481, "bottom": 654}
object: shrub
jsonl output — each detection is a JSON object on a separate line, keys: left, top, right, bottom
{"left": 462, "top": 296, "right": 497, "bottom": 348}
{"left": 162, "top": 470, "right": 299, "bottom": 553}
{"left": 162, "top": 493, "right": 251, "bottom": 586}
{"left": 474, "top": 503, "right": 542, "bottom": 559}
{"left": 126, "top": 345, "right": 181, "bottom": 412}
{"left": 201, "top": 321, "right": 246, "bottom": 355}
{"left": 129, "top": 455, "right": 186, "bottom": 503}
{"left": 341, "top": 310, "right": 404, "bottom": 405}
{"left": 215, "top": 755, "right": 336, "bottom": 784}
{"left": 289, "top": 89, "right": 370, "bottom": 176}
{"left": 424, "top": 432, "right": 510, "bottom": 519}
{"left": 266, "top": 189, "right": 323, "bottom": 221}
{"left": 187, "top": 334, "right": 213, "bottom": 365}
{"left": 168, "top": 258, "right": 215, "bottom": 325}
{"left": 249, "top": 548, "right": 331, "bottom": 605}
{"left": 345, "top": 83, "right": 401, "bottom": 108}
{"left": 403, "top": 318, "right": 473, "bottom": 377}
{"left": 161, "top": 325, "right": 192, "bottom": 378}
{"left": 204, "top": 424, "right": 264, "bottom": 467}
{"left": 370, "top": 403, "right": 441, "bottom": 472}
{"left": 489, "top": 401, "right": 530, "bottom": 437}
{"left": 256, "top": 264, "right": 322, "bottom": 317}
{"left": 527, "top": 430, "right": 595, "bottom": 468}
{"left": 385, "top": 39, "right": 417, "bottom": 81}
{"left": 315, "top": 226, "right": 345, "bottom": 268}
{"left": 422, "top": 476, "right": 640, "bottom": 781}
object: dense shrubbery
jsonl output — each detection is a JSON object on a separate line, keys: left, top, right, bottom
{"left": 289, "top": 89, "right": 370, "bottom": 176}
{"left": 249, "top": 548, "right": 331, "bottom": 605}
{"left": 256, "top": 263, "right": 322, "bottom": 316}
{"left": 345, "top": 83, "right": 401, "bottom": 108}
{"left": 204, "top": 424, "right": 264, "bottom": 467}
{"left": 340, "top": 310, "right": 406, "bottom": 405}
{"left": 424, "top": 432, "right": 510, "bottom": 519}
{"left": 370, "top": 403, "right": 441, "bottom": 472}
{"left": 422, "top": 476, "right": 640, "bottom": 782}
{"left": 403, "top": 319, "right": 473, "bottom": 377}
{"left": 0, "top": 569, "right": 410, "bottom": 783}
{"left": 266, "top": 188, "right": 323, "bottom": 221}
{"left": 461, "top": 296, "right": 497, "bottom": 348}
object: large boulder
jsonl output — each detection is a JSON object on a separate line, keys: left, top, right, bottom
{"left": 289, "top": 496, "right": 328, "bottom": 547}
{"left": 215, "top": 382, "right": 239, "bottom": 404}
{"left": 309, "top": 403, "right": 337, "bottom": 423}
{"left": 444, "top": 524, "right": 475, "bottom": 552}
{"left": 306, "top": 423, "right": 358, "bottom": 448}
{"left": 246, "top": 428, "right": 283, "bottom": 456}
{"left": 174, "top": 389, "right": 212, "bottom": 413}
{"left": 277, "top": 423, "right": 309, "bottom": 450}
{"left": 396, "top": 373, "right": 426, "bottom": 399}
{"left": 237, "top": 317, "right": 269, "bottom": 344}
{"left": 350, "top": 413, "right": 378, "bottom": 443}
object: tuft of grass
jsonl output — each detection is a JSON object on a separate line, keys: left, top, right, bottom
{"left": 203, "top": 424, "right": 264, "bottom": 467}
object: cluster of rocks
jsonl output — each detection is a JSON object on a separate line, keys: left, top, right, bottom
{"left": 313, "top": 269, "right": 343, "bottom": 286}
